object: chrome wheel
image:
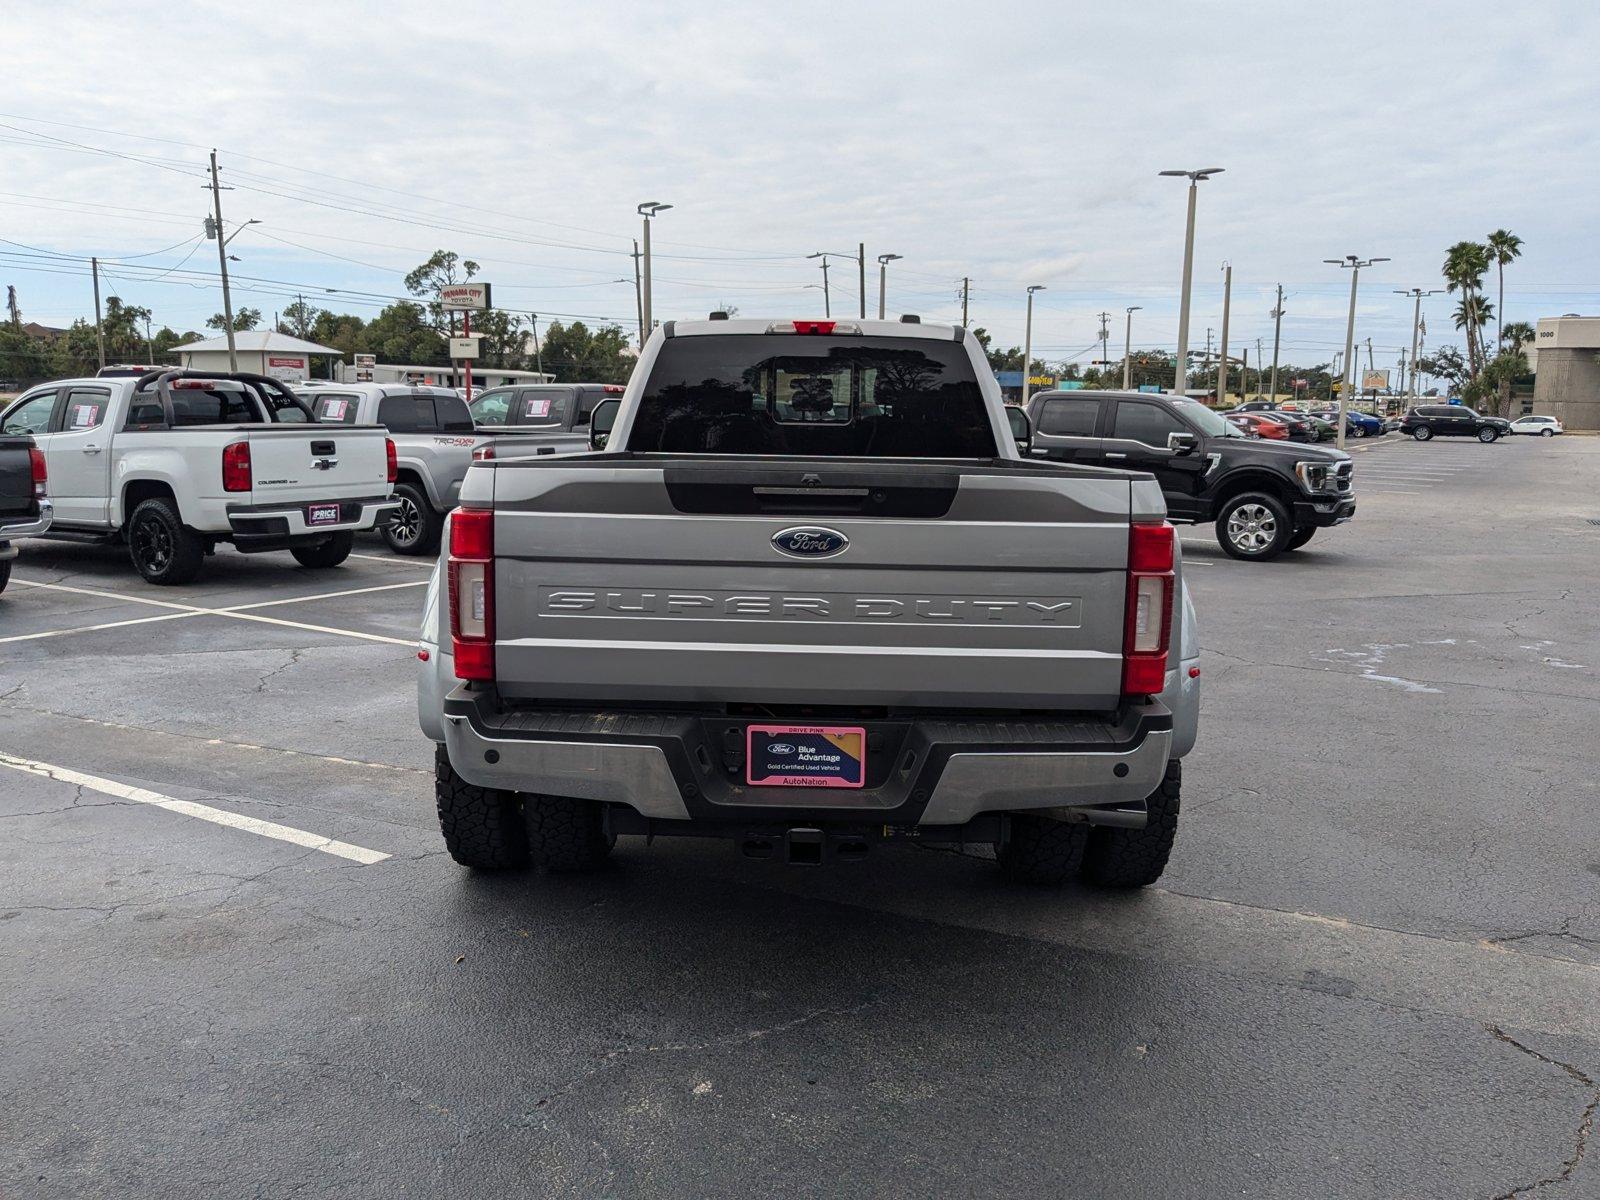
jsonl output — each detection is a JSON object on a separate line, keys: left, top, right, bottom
{"left": 1478, "top": 428, "right": 1497, "bottom": 442}
{"left": 1226, "top": 502, "right": 1278, "bottom": 554}
{"left": 388, "top": 494, "right": 422, "bottom": 548}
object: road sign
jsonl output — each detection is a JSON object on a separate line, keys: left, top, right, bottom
{"left": 1361, "top": 369, "right": 1390, "bottom": 391}
{"left": 439, "top": 283, "right": 492, "bottom": 311}
{"left": 449, "top": 336, "right": 482, "bottom": 360}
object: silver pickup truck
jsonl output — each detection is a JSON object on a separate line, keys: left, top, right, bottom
{"left": 0, "top": 433, "right": 53, "bottom": 593}
{"left": 419, "top": 317, "right": 1199, "bottom": 887}
{"left": 301, "top": 384, "right": 481, "bottom": 554}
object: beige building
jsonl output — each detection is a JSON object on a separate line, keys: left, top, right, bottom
{"left": 1530, "top": 316, "right": 1600, "bottom": 430}
{"left": 171, "top": 332, "right": 344, "bottom": 383}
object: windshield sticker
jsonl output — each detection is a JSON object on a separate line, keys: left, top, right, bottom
{"left": 71, "top": 404, "right": 100, "bottom": 428}
{"left": 321, "top": 399, "right": 349, "bottom": 420}
{"left": 525, "top": 397, "right": 551, "bottom": 419}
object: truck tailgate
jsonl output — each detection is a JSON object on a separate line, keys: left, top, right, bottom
{"left": 245, "top": 426, "right": 390, "bottom": 503}
{"left": 485, "top": 456, "right": 1145, "bottom": 710}
{"left": 0, "top": 437, "right": 35, "bottom": 518}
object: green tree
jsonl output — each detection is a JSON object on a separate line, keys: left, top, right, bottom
{"left": 48, "top": 320, "right": 101, "bottom": 377}
{"left": 1418, "top": 347, "right": 1471, "bottom": 394}
{"left": 0, "top": 325, "right": 49, "bottom": 383}
{"left": 1442, "top": 241, "right": 1490, "bottom": 374}
{"left": 309, "top": 311, "right": 366, "bottom": 361}
{"left": 1478, "top": 347, "right": 1528, "bottom": 418}
{"left": 277, "top": 298, "right": 323, "bottom": 339}
{"left": 404, "top": 250, "right": 479, "bottom": 336}
{"left": 538, "top": 321, "right": 634, "bottom": 383}
{"left": 101, "top": 297, "right": 153, "bottom": 363}
{"left": 1500, "top": 321, "right": 1535, "bottom": 352}
{"left": 150, "top": 327, "right": 191, "bottom": 361}
{"left": 206, "top": 307, "right": 262, "bottom": 332}
{"left": 1485, "top": 229, "right": 1523, "bottom": 352}
{"left": 358, "top": 302, "right": 447, "bottom": 365}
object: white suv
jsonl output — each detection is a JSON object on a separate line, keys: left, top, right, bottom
{"left": 1510, "top": 414, "right": 1563, "bottom": 437}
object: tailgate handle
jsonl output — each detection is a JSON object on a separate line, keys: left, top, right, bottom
{"left": 310, "top": 440, "right": 337, "bottom": 457}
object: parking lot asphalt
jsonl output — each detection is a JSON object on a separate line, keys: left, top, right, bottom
{"left": 3, "top": 435, "right": 1598, "bottom": 1199}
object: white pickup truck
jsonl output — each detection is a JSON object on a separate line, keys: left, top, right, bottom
{"left": 0, "top": 370, "right": 399, "bottom": 584}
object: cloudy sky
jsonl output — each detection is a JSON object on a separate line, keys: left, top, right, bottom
{"left": 4, "top": 0, "right": 1597, "bottom": 376}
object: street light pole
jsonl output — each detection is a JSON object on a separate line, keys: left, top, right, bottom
{"left": 1325, "top": 254, "right": 1388, "bottom": 449}
{"left": 637, "top": 202, "right": 672, "bottom": 337}
{"left": 1159, "top": 167, "right": 1223, "bottom": 395}
{"left": 876, "top": 254, "right": 902, "bottom": 319}
{"left": 1123, "top": 306, "right": 1141, "bottom": 389}
{"left": 1395, "top": 287, "right": 1443, "bottom": 401}
{"left": 1022, "top": 285, "right": 1045, "bottom": 407}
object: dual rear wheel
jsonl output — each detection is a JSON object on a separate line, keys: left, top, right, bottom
{"left": 999, "top": 761, "right": 1183, "bottom": 888}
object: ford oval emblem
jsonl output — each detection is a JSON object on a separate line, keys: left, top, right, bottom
{"left": 771, "top": 526, "right": 849, "bottom": 559}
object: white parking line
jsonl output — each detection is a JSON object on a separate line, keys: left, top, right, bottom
{"left": 0, "top": 751, "right": 390, "bottom": 865}
{"left": 8, "top": 577, "right": 424, "bottom": 648}
{"left": 348, "top": 552, "right": 435, "bottom": 569}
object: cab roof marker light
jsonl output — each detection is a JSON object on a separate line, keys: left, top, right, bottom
{"left": 769, "top": 320, "right": 862, "bottom": 335}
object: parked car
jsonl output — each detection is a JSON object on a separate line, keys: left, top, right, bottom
{"left": 1251, "top": 411, "right": 1318, "bottom": 443}
{"left": 0, "top": 433, "right": 52, "bottom": 593}
{"left": 1399, "top": 405, "right": 1513, "bottom": 442}
{"left": 1309, "top": 409, "right": 1386, "bottom": 439}
{"left": 1027, "top": 389, "right": 1354, "bottom": 560}
{"left": 1226, "top": 412, "right": 1290, "bottom": 440}
{"left": 1509, "top": 414, "right": 1564, "bottom": 437}
{"left": 420, "top": 317, "right": 1200, "bottom": 887}
{"left": 301, "top": 383, "right": 481, "bottom": 555}
{"left": 0, "top": 370, "right": 398, "bottom": 584}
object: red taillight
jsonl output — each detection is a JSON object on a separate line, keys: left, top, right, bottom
{"left": 1123, "top": 522, "right": 1175, "bottom": 698}
{"left": 448, "top": 508, "right": 494, "bottom": 681}
{"left": 794, "top": 320, "right": 835, "bottom": 335}
{"left": 385, "top": 437, "right": 398, "bottom": 483}
{"left": 221, "top": 441, "right": 251, "bottom": 492}
{"left": 29, "top": 445, "right": 47, "bottom": 498}
{"left": 472, "top": 443, "right": 494, "bottom": 462}
{"left": 603, "top": 384, "right": 624, "bottom": 394}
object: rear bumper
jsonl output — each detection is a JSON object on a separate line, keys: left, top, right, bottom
{"left": 0, "top": 500, "right": 53, "bottom": 554}
{"left": 441, "top": 689, "right": 1173, "bottom": 827}
{"left": 1293, "top": 495, "right": 1356, "bottom": 528}
{"left": 226, "top": 495, "right": 399, "bottom": 547}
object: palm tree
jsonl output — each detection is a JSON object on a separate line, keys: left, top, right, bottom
{"left": 1442, "top": 241, "right": 1491, "bottom": 373}
{"left": 1486, "top": 229, "right": 1523, "bottom": 352}
{"left": 1453, "top": 296, "right": 1493, "bottom": 357}
{"left": 1500, "top": 320, "right": 1535, "bottom": 350}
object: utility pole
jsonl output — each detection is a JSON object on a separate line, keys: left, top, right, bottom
{"left": 819, "top": 257, "right": 832, "bottom": 317}
{"left": 1216, "top": 263, "right": 1232, "bottom": 404}
{"left": 1123, "top": 306, "right": 1141, "bottom": 389}
{"left": 858, "top": 244, "right": 866, "bottom": 320}
{"left": 144, "top": 314, "right": 154, "bottom": 363}
{"left": 208, "top": 149, "right": 238, "bottom": 372}
{"left": 90, "top": 256, "right": 106, "bottom": 370}
{"left": 1325, "top": 254, "right": 1388, "bottom": 449}
{"left": 1204, "top": 326, "right": 1214, "bottom": 365}
{"left": 960, "top": 277, "right": 970, "bottom": 328}
{"left": 1022, "top": 285, "right": 1045, "bottom": 407}
{"left": 530, "top": 314, "right": 544, "bottom": 378}
{"left": 1239, "top": 347, "right": 1248, "bottom": 403}
{"left": 1254, "top": 337, "right": 1264, "bottom": 397}
{"left": 1269, "top": 285, "right": 1285, "bottom": 403}
{"left": 1097, "top": 311, "right": 1111, "bottom": 379}
{"left": 1159, "top": 167, "right": 1224, "bottom": 394}
{"left": 631, "top": 239, "right": 645, "bottom": 346}
{"left": 5, "top": 284, "right": 20, "bottom": 328}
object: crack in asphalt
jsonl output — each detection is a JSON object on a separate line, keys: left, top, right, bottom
{"left": 1486, "top": 1025, "right": 1599, "bottom": 1199}
{"left": 523, "top": 995, "right": 885, "bottom": 1118}
{"left": 252, "top": 647, "right": 307, "bottom": 695}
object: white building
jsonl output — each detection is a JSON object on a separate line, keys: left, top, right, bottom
{"left": 170, "top": 332, "right": 344, "bottom": 383}
{"left": 336, "top": 362, "right": 554, "bottom": 388}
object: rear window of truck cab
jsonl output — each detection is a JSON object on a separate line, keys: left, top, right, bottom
{"left": 627, "top": 334, "right": 997, "bottom": 457}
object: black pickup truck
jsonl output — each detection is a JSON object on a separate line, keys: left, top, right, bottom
{"left": 1022, "top": 390, "right": 1355, "bottom": 560}
{"left": 0, "top": 433, "right": 53, "bottom": 593}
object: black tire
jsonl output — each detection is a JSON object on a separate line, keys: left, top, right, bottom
{"left": 1412, "top": 425, "right": 1433, "bottom": 441}
{"left": 128, "top": 497, "right": 205, "bottom": 585}
{"left": 522, "top": 794, "right": 614, "bottom": 872}
{"left": 0, "top": 558, "right": 10, "bottom": 594}
{"left": 381, "top": 482, "right": 442, "bottom": 556}
{"left": 290, "top": 531, "right": 355, "bottom": 569}
{"left": 1284, "top": 527, "right": 1316, "bottom": 551}
{"left": 1215, "top": 491, "right": 1293, "bottom": 561}
{"left": 434, "top": 744, "right": 528, "bottom": 870}
{"left": 1351, "top": 424, "right": 1366, "bottom": 439}
{"left": 1477, "top": 427, "right": 1498, "bottom": 443}
{"left": 1081, "top": 760, "right": 1182, "bottom": 888}
{"left": 998, "top": 813, "right": 1088, "bottom": 885}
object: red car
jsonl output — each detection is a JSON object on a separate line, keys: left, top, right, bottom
{"left": 1226, "top": 412, "right": 1290, "bottom": 440}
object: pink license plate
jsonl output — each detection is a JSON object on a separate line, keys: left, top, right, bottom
{"left": 747, "top": 725, "right": 866, "bottom": 788}
{"left": 306, "top": 503, "right": 341, "bottom": 526}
